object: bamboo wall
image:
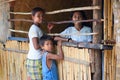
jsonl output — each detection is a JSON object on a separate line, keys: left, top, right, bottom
{"left": 103, "top": 0, "right": 116, "bottom": 80}
{"left": 58, "top": 46, "right": 91, "bottom": 80}
{"left": 113, "top": 1, "right": 120, "bottom": 80}
{"left": 0, "top": 41, "right": 28, "bottom": 80}
{"left": 0, "top": 40, "right": 91, "bottom": 80}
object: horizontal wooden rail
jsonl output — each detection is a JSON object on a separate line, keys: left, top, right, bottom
{"left": 9, "top": 6, "right": 100, "bottom": 15}
{"left": 1, "top": 42, "right": 113, "bottom": 55}
{"left": 48, "top": 33, "right": 98, "bottom": 36}
{"left": 8, "top": 19, "right": 33, "bottom": 22}
{"left": 9, "top": 29, "right": 98, "bottom": 36}
{"left": 64, "top": 56, "right": 90, "bottom": 66}
{"left": 9, "top": 29, "right": 28, "bottom": 34}
{"left": 1, "top": 48, "right": 28, "bottom": 54}
{"left": 49, "top": 19, "right": 104, "bottom": 24}
{"left": 62, "top": 42, "right": 113, "bottom": 50}
{"left": 8, "top": 19, "right": 104, "bottom": 24}
{"left": 46, "top": 6, "right": 100, "bottom": 14}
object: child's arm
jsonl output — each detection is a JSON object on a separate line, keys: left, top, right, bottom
{"left": 32, "top": 37, "right": 41, "bottom": 50}
{"left": 47, "top": 41, "right": 64, "bottom": 60}
{"left": 47, "top": 23, "right": 54, "bottom": 33}
{"left": 54, "top": 36, "right": 68, "bottom": 42}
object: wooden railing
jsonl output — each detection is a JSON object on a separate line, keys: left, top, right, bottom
{"left": 0, "top": 40, "right": 114, "bottom": 80}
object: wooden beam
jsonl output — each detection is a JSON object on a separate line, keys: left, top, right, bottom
{"left": 8, "top": 19, "right": 33, "bottom": 22}
{"left": 62, "top": 42, "right": 113, "bottom": 50}
{"left": 92, "top": 0, "right": 102, "bottom": 80}
{"left": 8, "top": 18, "right": 104, "bottom": 24}
{"left": 9, "top": 29, "right": 28, "bottom": 34}
{"left": 104, "top": 0, "right": 108, "bottom": 41}
{"left": 9, "top": 6, "right": 101, "bottom": 15}
{"left": 9, "top": 12, "right": 31, "bottom": 15}
{"left": 46, "top": 6, "right": 101, "bottom": 14}
{"left": 2, "top": 48, "right": 27, "bottom": 54}
{"left": 9, "top": 29, "right": 98, "bottom": 36}
{"left": 48, "top": 33, "right": 98, "bottom": 36}
{"left": 108, "top": 0, "right": 113, "bottom": 39}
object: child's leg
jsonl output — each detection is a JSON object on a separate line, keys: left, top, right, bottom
{"left": 26, "top": 59, "right": 42, "bottom": 80}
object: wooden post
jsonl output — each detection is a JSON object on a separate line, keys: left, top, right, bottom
{"left": 92, "top": 0, "right": 102, "bottom": 80}
{"left": 113, "top": 0, "right": 120, "bottom": 80}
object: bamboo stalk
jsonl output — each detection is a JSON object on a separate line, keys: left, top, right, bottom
{"left": 104, "top": 0, "right": 108, "bottom": 42}
{"left": 2, "top": 48, "right": 28, "bottom": 54}
{"left": 108, "top": 0, "right": 113, "bottom": 40}
{"left": 9, "top": 6, "right": 100, "bottom": 15}
{"left": 70, "top": 47, "right": 74, "bottom": 80}
{"left": 9, "top": 12, "right": 31, "bottom": 15}
{"left": 74, "top": 48, "right": 77, "bottom": 80}
{"left": 8, "top": 19, "right": 33, "bottom": 23}
{"left": 8, "top": 19, "right": 104, "bottom": 24}
{"left": 79, "top": 49, "right": 82, "bottom": 80}
{"left": 9, "top": 29, "right": 28, "bottom": 34}
{"left": 64, "top": 46, "right": 67, "bottom": 80}
{"left": 46, "top": 6, "right": 100, "bottom": 14}
{"left": 66, "top": 47, "right": 69, "bottom": 80}
{"left": 48, "top": 33, "right": 98, "bottom": 36}
{"left": 50, "top": 19, "right": 104, "bottom": 24}
{"left": 9, "top": 29, "right": 98, "bottom": 36}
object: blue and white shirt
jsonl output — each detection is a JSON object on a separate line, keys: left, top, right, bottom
{"left": 60, "top": 26, "right": 92, "bottom": 42}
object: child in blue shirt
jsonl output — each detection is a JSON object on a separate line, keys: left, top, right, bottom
{"left": 39, "top": 35, "right": 64, "bottom": 80}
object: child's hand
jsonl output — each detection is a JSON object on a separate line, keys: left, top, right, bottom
{"left": 47, "top": 23, "right": 54, "bottom": 33}
{"left": 57, "top": 40, "right": 62, "bottom": 47}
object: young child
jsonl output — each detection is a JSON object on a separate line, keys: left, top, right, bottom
{"left": 39, "top": 35, "right": 64, "bottom": 80}
{"left": 26, "top": 7, "right": 45, "bottom": 80}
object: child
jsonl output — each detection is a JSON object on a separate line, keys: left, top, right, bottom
{"left": 39, "top": 35, "right": 64, "bottom": 80}
{"left": 26, "top": 7, "right": 45, "bottom": 80}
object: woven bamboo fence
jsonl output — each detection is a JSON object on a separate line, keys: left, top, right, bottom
{"left": 0, "top": 40, "right": 91, "bottom": 80}
{"left": 103, "top": 0, "right": 116, "bottom": 80}
{"left": 0, "top": 40, "right": 28, "bottom": 80}
{"left": 58, "top": 46, "right": 91, "bottom": 80}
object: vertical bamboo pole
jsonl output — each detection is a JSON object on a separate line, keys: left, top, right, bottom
{"left": 108, "top": 0, "right": 113, "bottom": 39}
{"left": 63, "top": 46, "right": 67, "bottom": 80}
{"left": 66, "top": 46, "right": 69, "bottom": 80}
{"left": 0, "top": 43, "right": 4, "bottom": 80}
{"left": 79, "top": 49, "right": 82, "bottom": 80}
{"left": 113, "top": 0, "right": 120, "bottom": 80}
{"left": 104, "top": 0, "right": 108, "bottom": 41}
{"left": 69, "top": 47, "right": 73, "bottom": 80}
{"left": 111, "top": 46, "right": 116, "bottom": 80}
{"left": 93, "top": 0, "right": 102, "bottom": 80}
{"left": 104, "top": 50, "right": 107, "bottom": 80}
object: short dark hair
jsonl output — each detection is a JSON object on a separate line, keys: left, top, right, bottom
{"left": 70, "top": 11, "right": 90, "bottom": 27}
{"left": 31, "top": 7, "right": 45, "bottom": 16}
{"left": 39, "top": 35, "right": 54, "bottom": 46}
{"left": 70, "top": 11, "right": 87, "bottom": 20}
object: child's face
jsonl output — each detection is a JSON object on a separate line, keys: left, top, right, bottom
{"left": 32, "top": 11, "right": 44, "bottom": 24}
{"left": 72, "top": 12, "right": 83, "bottom": 25}
{"left": 42, "top": 40, "right": 54, "bottom": 52}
